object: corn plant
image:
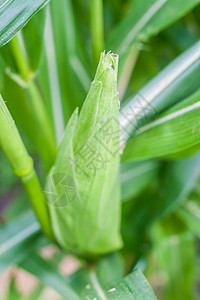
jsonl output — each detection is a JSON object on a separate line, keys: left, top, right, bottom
{"left": 0, "top": 0, "right": 200, "bottom": 299}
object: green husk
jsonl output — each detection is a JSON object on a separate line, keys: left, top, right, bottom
{"left": 45, "top": 52, "right": 123, "bottom": 258}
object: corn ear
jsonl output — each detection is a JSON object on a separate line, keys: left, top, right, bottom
{"left": 45, "top": 52, "right": 123, "bottom": 258}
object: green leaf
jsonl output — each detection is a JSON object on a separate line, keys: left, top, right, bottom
{"left": 0, "top": 7, "right": 46, "bottom": 73}
{"left": 45, "top": 52, "right": 123, "bottom": 257}
{"left": 70, "top": 254, "right": 156, "bottom": 299}
{"left": 107, "top": 0, "right": 200, "bottom": 55}
{"left": 0, "top": 210, "right": 40, "bottom": 272}
{"left": 19, "top": 253, "right": 80, "bottom": 300}
{"left": 119, "top": 41, "right": 200, "bottom": 146}
{"left": 122, "top": 89, "right": 200, "bottom": 162}
{"left": 0, "top": 0, "right": 50, "bottom": 47}
{"left": 103, "top": 269, "right": 156, "bottom": 300}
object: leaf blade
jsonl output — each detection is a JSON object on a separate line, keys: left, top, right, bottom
{"left": 0, "top": 0, "right": 50, "bottom": 46}
{"left": 122, "top": 89, "right": 200, "bottom": 162}
{"left": 107, "top": 0, "right": 200, "bottom": 55}
{"left": 119, "top": 41, "right": 200, "bottom": 146}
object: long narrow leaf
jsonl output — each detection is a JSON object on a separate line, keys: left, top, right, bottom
{"left": 70, "top": 254, "right": 156, "bottom": 299}
{"left": 119, "top": 41, "right": 200, "bottom": 146}
{"left": 0, "top": 0, "right": 51, "bottom": 46}
{"left": 0, "top": 210, "right": 40, "bottom": 272}
{"left": 104, "top": 269, "right": 156, "bottom": 299}
{"left": 107, "top": 0, "right": 200, "bottom": 55}
{"left": 122, "top": 89, "right": 200, "bottom": 162}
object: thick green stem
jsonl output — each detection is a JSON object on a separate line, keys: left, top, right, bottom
{"left": 90, "top": 0, "right": 104, "bottom": 66}
{"left": 9, "top": 36, "right": 30, "bottom": 82}
{"left": 21, "top": 170, "right": 52, "bottom": 238}
{"left": 9, "top": 35, "right": 56, "bottom": 169}
{"left": 0, "top": 94, "right": 54, "bottom": 240}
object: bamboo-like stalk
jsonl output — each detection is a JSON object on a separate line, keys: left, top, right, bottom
{"left": 90, "top": 0, "right": 104, "bottom": 66}
{"left": 0, "top": 94, "right": 54, "bottom": 240}
{"left": 9, "top": 35, "right": 56, "bottom": 169}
